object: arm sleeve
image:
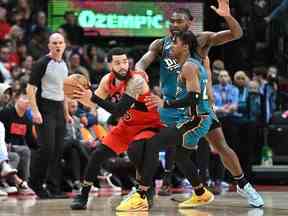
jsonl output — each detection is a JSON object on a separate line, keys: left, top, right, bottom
{"left": 28, "top": 56, "right": 49, "bottom": 86}
{"left": 91, "top": 94, "right": 136, "bottom": 118}
{"left": 164, "top": 92, "right": 201, "bottom": 108}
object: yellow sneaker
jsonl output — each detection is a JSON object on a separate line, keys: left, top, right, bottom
{"left": 178, "top": 188, "right": 214, "bottom": 208}
{"left": 116, "top": 191, "right": 148, "bottom": 212}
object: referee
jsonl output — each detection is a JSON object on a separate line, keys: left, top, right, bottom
{"left": 27, "top": 33, "right": 72, "bottom": 199}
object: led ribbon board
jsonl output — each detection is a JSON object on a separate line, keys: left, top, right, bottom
{"left": 48, "top": 0, "right": 203, "bottom": 37}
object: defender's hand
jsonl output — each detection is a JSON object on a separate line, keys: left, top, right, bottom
{"left": 210, "top": 0, "right": 231, "bottom": 17}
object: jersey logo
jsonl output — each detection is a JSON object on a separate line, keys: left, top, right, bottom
{"left": 123, "top": 111, "right": 132, "bottom": 122}
{"left": 164, "top": 58, "right": 180, "bottom": 71}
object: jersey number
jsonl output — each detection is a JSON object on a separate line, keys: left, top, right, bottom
{"left": 202, "top": 80, "right": 208, "bottom": 100}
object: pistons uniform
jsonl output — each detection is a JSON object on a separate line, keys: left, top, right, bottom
{"left": 175, "top": 57, "right": 219, "bottom": 149}
{"left": 159, "top": 36, "right": 220, "bottom": 147}
{"left": 101, "top": 71, "right": 165, "bottom": 154}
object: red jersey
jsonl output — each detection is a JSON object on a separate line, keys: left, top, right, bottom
{"left": 101, "top": 71, "right": 165, "bottom": 154}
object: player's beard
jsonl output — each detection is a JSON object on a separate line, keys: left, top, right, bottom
{"left": 113, "top": 68, "right": 130, "bottom": 81}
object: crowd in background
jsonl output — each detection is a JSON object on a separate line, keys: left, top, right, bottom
{"left": 0, "top": 0, "right": 288, "bottom": 197}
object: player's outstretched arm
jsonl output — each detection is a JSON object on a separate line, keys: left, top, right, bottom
{"left": 135, "top": 39, "right": 163, "bottom": 72}
{"left": 201, "top": 0, "right": 243, "bottom": 47}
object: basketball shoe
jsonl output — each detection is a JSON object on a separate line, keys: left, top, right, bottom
{"left": 237, "top": 183, "right": 264, "bottom": 208}
{"left": 116, "top": 190, "right": 148, "bottom": 212}
{"left": 178, "top": 188, "right": 214, "bottom": 208}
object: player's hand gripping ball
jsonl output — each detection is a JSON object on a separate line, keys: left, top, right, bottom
{"left": 63, "top": 74, "right": 90, "bottom": 99}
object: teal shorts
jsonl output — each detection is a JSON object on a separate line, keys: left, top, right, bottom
{"left": 176, "top": 112, "right": 220, "bottom": 150}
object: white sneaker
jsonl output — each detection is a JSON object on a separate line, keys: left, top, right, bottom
{"left": 0, "top": 162, "right": 17, "bottom": 177}
{"left": 17, "top": 181, "right": 35, "bottom": 195}
{"left": 0, "top": 183, "right": 18, "bottom": 195}
{"left": 237, "top": 183, "right": 264, "bottom": 208}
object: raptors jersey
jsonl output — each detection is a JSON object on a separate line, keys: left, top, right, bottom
{"left": 102, "top": 71, "right": 165, "bottom": 154}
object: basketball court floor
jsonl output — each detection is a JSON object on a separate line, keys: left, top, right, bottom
{"left": 1, "top": 187, "right": 288, "bottom": 216}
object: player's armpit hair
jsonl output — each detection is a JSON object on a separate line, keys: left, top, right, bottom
{"left": 91, "top": 93, "right": 136, "bottom": 118}
{"left": 125, "top": 75, "right": 145, "bottom": 98}
{"left": 163, "top": 91, "right": 200, "bottom": 108}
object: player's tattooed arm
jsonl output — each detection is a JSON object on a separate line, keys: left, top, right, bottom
{"left": 77, "top": 75, "right": 148, "bottom": 118}
{"left": 135, "top": 39, "right": 164, "bottom": 72}
{"left": 125, "top": 75, "right": 146, "bottom": 99}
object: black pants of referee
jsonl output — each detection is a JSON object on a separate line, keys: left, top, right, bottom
{"left": 30, "top": 99, "right": 65, "bottom": 193}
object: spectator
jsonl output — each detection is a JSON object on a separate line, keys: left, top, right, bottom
{"left": 252, "top": 66, "right": 267, "bottom": 93}
{"left": 30, "top": 11, "right": 51, "bottom": 35}
{"left": 211, "top": 59, "right": 225, "bottom": 85}
{"left": 0, "top": 121, "right": 17, "bottom": 178}
{"left": 60, "top": 11, "right": 84, "bottom": 47}
{"left": 233, "top": 70, "right": 250, "bottom": 118}
{"left": 0, "top": 92, "right": 36, "bottom": 181}
{"left": 0, "top": 46, "right": 13, "bottom": 82}
{"left": 213, "top": 70, "right": 240, "bottom": 173}
{"left": 63, "top": 100, "right": 91, "bottom": 191}
{"left": 213, "top": 70, "right": 239, "bottom": 117}
{"left": 0, "top": 82, "right": 12, "bottom": 110}
{"left": 0, "top": 6, "right": 11, "bottom": 41}
{"left": 69, "top": 52, "right": 90, "bottom": 80}
{"left": 27, "top": 27, "right": 49, "bottom": 60}
{"left": 233, "top": 75, "right": 263, "bottom": 180}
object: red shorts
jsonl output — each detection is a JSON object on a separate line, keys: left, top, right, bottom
{"left": 102, "top": 121, "right": 161, "bottom": 154}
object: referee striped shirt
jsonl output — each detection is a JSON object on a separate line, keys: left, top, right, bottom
{"left": 29, "top": 55, "right": 69, "bottom": 102}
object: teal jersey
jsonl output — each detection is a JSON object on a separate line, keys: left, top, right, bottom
{"left": 159, "top": 36, "right": 185, "bottom": 126}
{"left": 176, "top": 57, "right": 212, "bottom": 118}
{"left": 159, "top": 36, "right": 181, "bottom": 100}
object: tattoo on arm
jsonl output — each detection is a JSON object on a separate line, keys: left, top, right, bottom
{"left": 135, "top": 39, "right": 163, "bottom": 71}
{"left": 125, "top": 75, "right": 145, "bottom": 98}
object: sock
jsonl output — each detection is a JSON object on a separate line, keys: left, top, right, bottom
{"left": 81, "top": 180, "right": 93, "bottom": 197}
{"left": 194, "top": 183, "right": 205, "bottom": 196}
{"left": 137, "top": 187, "right": 148, "bottom": 199}
{"left": 234, "top": 174, "right": 249, "bottom": 189}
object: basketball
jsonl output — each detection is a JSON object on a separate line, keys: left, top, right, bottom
{"left": 63, "top": 74, "right": 90, "bottom": 99}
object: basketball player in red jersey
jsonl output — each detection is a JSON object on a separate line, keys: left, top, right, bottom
{"left": 70, "top": 47, "right": 165, "bottom": 210}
